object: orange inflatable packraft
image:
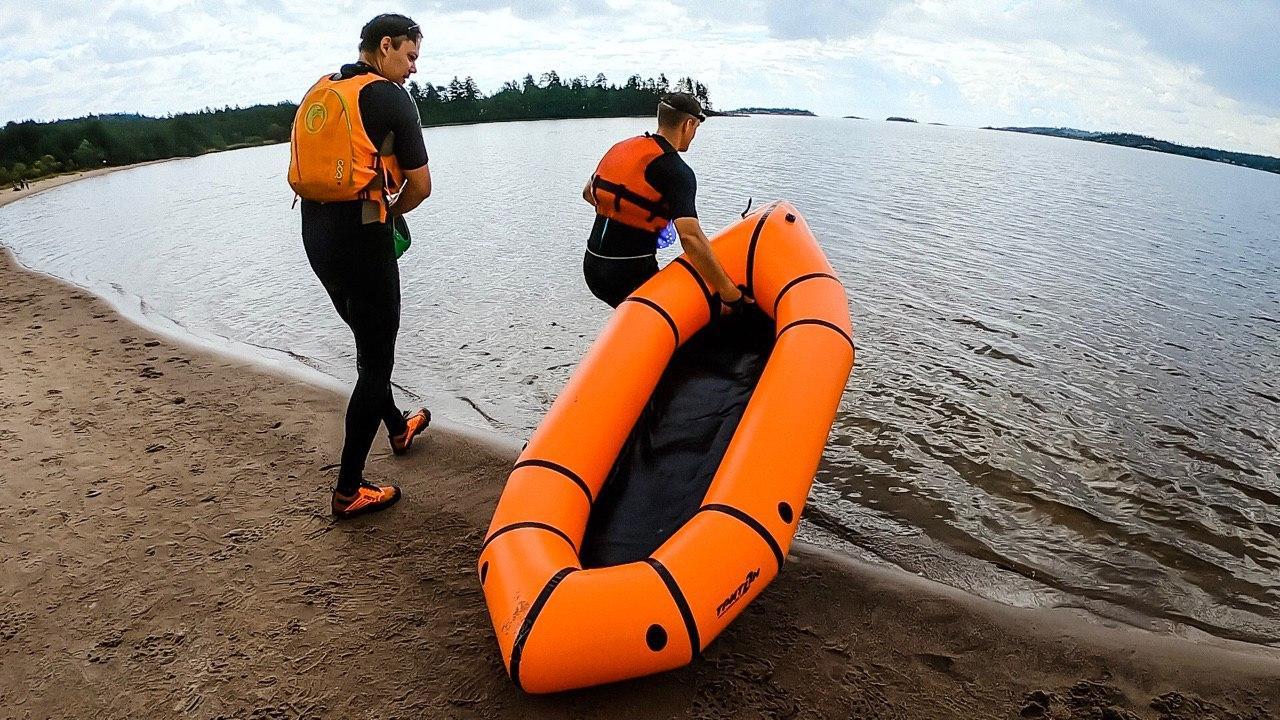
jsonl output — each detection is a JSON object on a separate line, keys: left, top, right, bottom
{"left": 479, "top": 202, "right": 855, "bottom": 693}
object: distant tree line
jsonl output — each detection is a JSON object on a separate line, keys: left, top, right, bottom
{"left": 0, "top": 73, "right": 712, "bottom": 185}
{"left": 0, "top": 104, "right": 296, "bottom": 186}
{"left": 991, "top": 127, "right": 1280, "bottom": 176}
{"left": 731, "top": 107, "right": 816, "bottom": 116}
{"left": 410, "top": 72, "right": 710, "bottom": 126}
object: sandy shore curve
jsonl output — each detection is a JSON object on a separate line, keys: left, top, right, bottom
{"left": 1, "top": 169, "right": 1276, "bottom": 719}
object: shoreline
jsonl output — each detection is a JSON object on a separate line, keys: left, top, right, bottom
{"left": 4, "top": 171, "right": 1279, "bottom": 718}
{"left": 0, "top": 160, "right": 509, "bottom": 435}
{"left": 2, "top": 244, "right": 1276, "bottom": 718}
{"left": 1, "top": 160, "right": 174, "bottom": 207}
{"left": 0, "top": 114, "right": 651, "bottom": 191}
{"left": 9, "top": 154, "right": 1276, "bottom": 649}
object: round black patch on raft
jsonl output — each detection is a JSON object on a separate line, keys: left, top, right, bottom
{"left": 785, "top": 213, "right": 797, "bottom": 223}
{"left": 480, "top": 561, "right": 490, "bottom": 585}
{"left": 778, "top": 502, "right": 794, "bottom": 524}
{"left": 646, "top": 624, "right": 668, "bottom": 652}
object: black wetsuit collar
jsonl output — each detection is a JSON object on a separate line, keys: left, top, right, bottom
{"left": 339, "top": 61, "right": 377, "bottom": 79}
{"left": 645, "top": 132, "right": 677, "bottom": 154}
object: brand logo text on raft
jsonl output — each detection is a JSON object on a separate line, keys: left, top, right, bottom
{"left": 716, "top": 568, "right": 761, "bottom": 617}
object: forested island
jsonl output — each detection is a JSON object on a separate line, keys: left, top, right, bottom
{"left": 989, "top": 126, "right": 1280, "bottom": 175}
{"left": 731, "top": 107, "right": 816, "bottom": 116}
{"left": 0, "top": 73, "right": 710, "bottom": 185}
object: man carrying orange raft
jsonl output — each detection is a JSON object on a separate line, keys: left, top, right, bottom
{"left": 582, "top": 92, "right": 754, "bottom": 314}
{"left": 287, "top": 14, "right": 433, "bottom": 518}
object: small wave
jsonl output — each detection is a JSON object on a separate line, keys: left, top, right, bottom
{"left": 1156, "top": 440, "right": 1255, "bottom": 476}
{"left": 1154, "top": 423, "right": 1197, "bottom": 440}
{"left": 1248, "top": 389, "right": 1280, "bottom": 405}
{"left": 973, "top": 344, "right": 1036, "bottom": 368}
{"left": 951, "top": 316, "right": 1017, "bottom": 337}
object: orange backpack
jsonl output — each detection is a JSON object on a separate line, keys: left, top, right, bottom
{"left": 287, "top": 72, "right": 404, "bottom": 221}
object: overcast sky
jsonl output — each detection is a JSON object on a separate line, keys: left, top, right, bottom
{"left": 3, "top": 0, "right": 1278, "bottom": 155}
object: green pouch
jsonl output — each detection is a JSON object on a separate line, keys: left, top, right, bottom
{"left": 392, "top": 214, "right": 412, "bottom": 259}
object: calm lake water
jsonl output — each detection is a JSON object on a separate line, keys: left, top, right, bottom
{"left": 3, "top": 117, "right": 1278, "bottom": 644}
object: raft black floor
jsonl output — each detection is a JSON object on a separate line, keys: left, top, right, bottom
{"left": 581, "top": 307, "right": 777, "bottom": 568}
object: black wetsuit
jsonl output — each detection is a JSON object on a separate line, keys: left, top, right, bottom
{"left": 583, "top": 134, "right": 698, "bottom": 307}
{"left": 300, "top": 62, "right": 429, "bottom": 494}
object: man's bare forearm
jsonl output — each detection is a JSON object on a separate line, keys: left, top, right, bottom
{"left": 390, "top": 167, "right": 432, "bottom": 216}
{"left": 676, "top": 218, "right": 742, "bottom": 301}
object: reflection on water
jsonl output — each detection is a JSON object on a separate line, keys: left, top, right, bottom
{"left": 3, "top": 117, "right": 1278, "bottom": 643}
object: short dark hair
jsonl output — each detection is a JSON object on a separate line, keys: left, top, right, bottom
{"left": 359, "top": 14, "right": 422, "bottom": 53}
{"left": 657, "top": 92, "right": 705, "bottom": 128}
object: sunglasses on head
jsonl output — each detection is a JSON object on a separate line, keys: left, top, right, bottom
{"left": 660, "top": 100, "right": 705, "bottom": 123}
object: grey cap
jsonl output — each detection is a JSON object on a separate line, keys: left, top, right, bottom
{"left": 660, "top": 92, "right": 706, "bottom": 122}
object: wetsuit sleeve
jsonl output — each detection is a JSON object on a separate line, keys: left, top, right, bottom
{"left": 647, "top": 155, "right": 698, "bottom": 220}
{"left": 359, "top": 81, "right": 429, "bottom": 171}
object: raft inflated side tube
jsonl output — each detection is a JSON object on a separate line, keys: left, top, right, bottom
{"left": 479, "top": 202, "right": 854, "bottom": 693}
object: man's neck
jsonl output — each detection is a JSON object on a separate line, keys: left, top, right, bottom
{"left": 655, "top": 128, "right": 682, "bottom": 151}
{"left": 355, "top": 55, "right": 382, "bottom": 77}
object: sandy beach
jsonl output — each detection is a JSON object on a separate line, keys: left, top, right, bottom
{"left": 2, "top": 173, "right": 1278, "bottom": 719}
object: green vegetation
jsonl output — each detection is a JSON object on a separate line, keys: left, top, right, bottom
{"left": 731, "top": 107, "right": 816, "bottom": 116}
{"left": 409, "top": 73, "right": 710, "bottom": 125}
{"left": 989, "top": 126, "right": 1280, "bottom": 175}
{"left": 0, "top": 73, "right": 711, "bottom": 185}
{"left": 0, "top": 105, "right": 296, "bottom": 186}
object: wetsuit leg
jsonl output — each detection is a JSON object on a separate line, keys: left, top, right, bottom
{"left": 302, "top": 202, "right": 408, "bottom": 494}
{"left": 582, "top": 251, "right": 659, "bottom": 308}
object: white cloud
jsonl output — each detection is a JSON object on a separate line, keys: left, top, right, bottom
{"left": 0, "top": 0, "right": 1277, "bottom": 156}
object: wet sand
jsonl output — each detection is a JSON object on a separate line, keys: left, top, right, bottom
{"left": 2, "top": 177, "right": 1279, "bottom": 718}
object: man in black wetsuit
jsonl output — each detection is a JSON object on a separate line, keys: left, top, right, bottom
{"left": 290, "top": 14, "right": 432, "bottom": 518}
{"left": 582, "top": 93, "right": 751, "bottom": 312}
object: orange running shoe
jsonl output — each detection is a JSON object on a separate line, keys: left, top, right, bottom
{"left": 332, "top": 481, "right": 401, "bottom": 519}
{"left": 390, "top": 408, "right": 431, "bottom": 456}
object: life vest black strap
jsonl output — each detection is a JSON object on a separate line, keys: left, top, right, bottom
{"left": 589, "top": 174, "right": 602, "bottom": 208}
{"left": 590, "top": 176, "right": 670, "bottom": 222}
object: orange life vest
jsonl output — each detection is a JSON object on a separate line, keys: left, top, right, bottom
{"left": 287, "top": 72, "right": 405, "bottom": 222}
{"left": 590, "top": 134, "right": 675, "bottom": 234}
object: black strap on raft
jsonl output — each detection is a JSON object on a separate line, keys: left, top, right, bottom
{"left": 745, "top": 204, "right": 776, "bottom": 297}
{"left": 509, "top": 567, "right": 578, "bottom": 692}
{"left": 740, "top": 197, "right": 754, "bottom": 219}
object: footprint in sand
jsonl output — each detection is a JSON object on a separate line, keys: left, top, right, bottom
{"left": 128, "top": 631, "right": 187, "bottom": 666}
{"left": 0, "top": 610, "right": 36, "bottom": 641}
